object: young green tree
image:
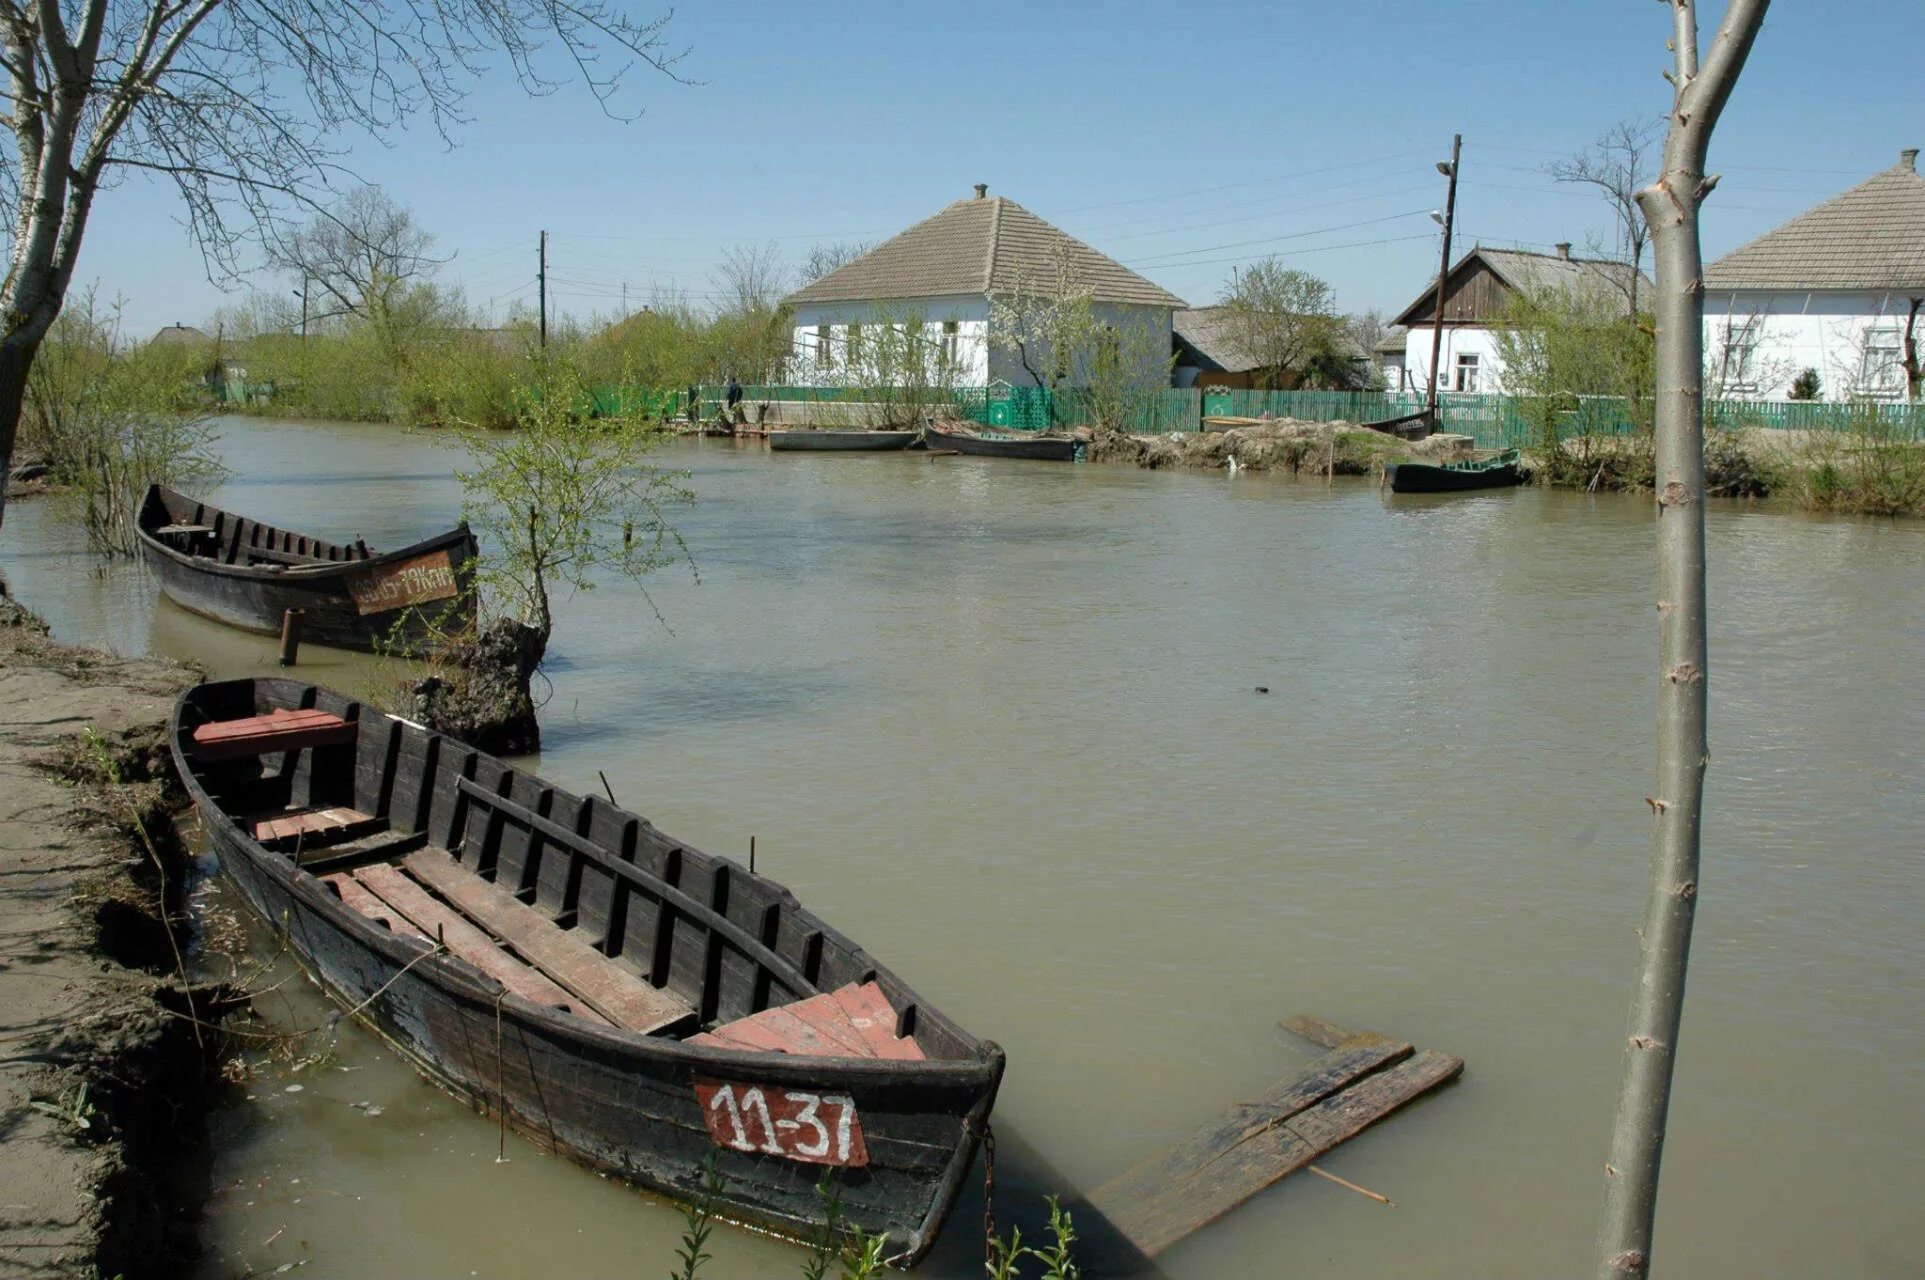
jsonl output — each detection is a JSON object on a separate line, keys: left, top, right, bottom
{"left": 446, "top": 352, "right": 693, "bottom": 665}
{"left": 1596, "top": 5, "right": 1770, "bottom": 1280}
{"left": 23, "top": 292, "right": 226, "bottom": 554}
{"left": 1217, "top": 260, "right": 1348, "bottom": 389}
{"left": 1493, "top": 283, "right": 1654, "bottom": 466}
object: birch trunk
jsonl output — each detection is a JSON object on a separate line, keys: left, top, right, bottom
{"left": 1594, "top": 4, "right": 1769, "bottom": 1278}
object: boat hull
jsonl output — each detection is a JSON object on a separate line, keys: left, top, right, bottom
{"left": 768, "top": 430, "right": 918, "bottom": 452}
{"left": 136, "top": 486, "right": 475, "bottom": 651}
{"left": 1386, "top": 457, "right": 1525, "bottom": 493}
{"left": 926, "top": 426, "right": 1082, "bottom": 462}
{"left": 173, "top": 680, "right": 1000, "bottom": 1264}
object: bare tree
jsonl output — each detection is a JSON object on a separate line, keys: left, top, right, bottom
{"left": 1551, "top": 119, "right": 1664, "bottom": 318}
{"left": 987, "top": 241, "right": 1094, "bottom": 391}
{"left": 0, "top": 0, "right": 685, "bottom": 535}
{"left": 270, "top": 187, "right": 445, "bottom": 327}
{"left": 712, "top": 241, "right": 787, "bottom": 316}
{"left": 1904, "top": 297, "right": 1923, "bottom": 401}
{"left": 797, "top": 239, "right": 874, "bottom": 288}
{"left": 1595, "top": 5, "right": 1770, "bottom": 1280}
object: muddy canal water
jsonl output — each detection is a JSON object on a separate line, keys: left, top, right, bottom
{"left": 4, "top": 417, "right": 1923, "bottom": 1278}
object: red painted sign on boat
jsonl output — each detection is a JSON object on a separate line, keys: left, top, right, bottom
{"left": 693, "top": 1078, "right": 869, "bottom": 1167}
{"left": 345, "top": 550, "right": 458, "bottom": 616}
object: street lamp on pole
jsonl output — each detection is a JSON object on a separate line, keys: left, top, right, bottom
{"left": 1423, "top": 135, "right": 1462, "bottom": 436}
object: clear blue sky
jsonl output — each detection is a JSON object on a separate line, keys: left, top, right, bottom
{"left": 90, "top": 0, "right": 1925, "bottom": 339}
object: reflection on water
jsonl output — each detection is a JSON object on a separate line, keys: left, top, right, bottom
{"left": 4, "top": 416, "right": 1924, "bottom": 1278}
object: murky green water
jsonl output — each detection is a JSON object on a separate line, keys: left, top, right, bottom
{"left": 4, "top": 417, "right": 1923, "bottom": 1279}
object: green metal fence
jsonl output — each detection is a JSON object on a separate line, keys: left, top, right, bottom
{"left": 672, "top": 384, "right": 1925, "bottom": 450}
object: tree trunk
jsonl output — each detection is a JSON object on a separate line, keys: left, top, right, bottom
{"left": 0, "top": 329, "right": 46, "bottom": 535}
{"left": 1904, "top": 298, "right": 1921, "bottom": 402}
{"left": 1594, "top": 5, "right": 1767, "bottom": 1279}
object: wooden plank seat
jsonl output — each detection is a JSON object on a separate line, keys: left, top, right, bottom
{"left": 253, "top": 806, "right": 385, "bottom": 849}
{"left": 401, "top": 849, "right": 695, "bottom": 1036}
{"left": 689, "top": 981, "right": 926, "bottom": 1061}
{"left": 191, "top": 708, "right": 357, "bottom": 760}
{"left": 345, "top": 863, "right": 608, "bottom": 1024}
{"left": 323, "top": 872, "right": 431, "bottom": 943}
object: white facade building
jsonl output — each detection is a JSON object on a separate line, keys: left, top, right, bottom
{"left": 784, "top": 186, "right": 1184, "bottom": 391}
{"left": 1702, "top": 149, "right": 1925, "bottom": 401}
{"left": 1391, "top": 244, "right": 1652, "bottom": 397}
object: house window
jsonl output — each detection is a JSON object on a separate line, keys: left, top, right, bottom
{"left": 846, "top": 322, "right": 862, "bottom": 371}
{"left": 1859, "top": 325, "right": 1903, "bottom": 397}
{"left": 1716, "top": 317, "right": 1761, "bottom": 393}
{"left": 941, "top": 320, "right": 960, "bottom": 368}
{"left": 1453, "top": 352, "right": 1480, "bottom": 393}
{"left": 815, "top": 324, "right": 832, "bottom": 370}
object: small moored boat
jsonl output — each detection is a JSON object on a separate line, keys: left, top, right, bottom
{"left": 1385, "top": 448, "right": 1526, "bottom": 494}
{"left": 171, "top": 678, "right": 1003, "bottom": 1264}
{"left": 768, "top": 429, "right": 918, "bottom": 452}
{"left": 924, "top": 424, "right": 1083, "bottom": 462}
{"left": 136, "top": 485, "right": 476, "bottom": 651}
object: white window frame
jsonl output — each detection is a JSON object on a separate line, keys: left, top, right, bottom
{"left": 1453, "top": 352, "right": 1480, "bottom": 393}
{"left": 1858, "top": 323, "right": 1904, "bottom": 399}
{"left": 1717, "top": 316, "right": 1762, "bottom": 394}
{"left": 941, "top": 319, "right": 960, "bottom": 369}
{"left": 815, "top": 324, "right": 832, "bottom": 370}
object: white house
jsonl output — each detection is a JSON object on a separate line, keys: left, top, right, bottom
{"left": 1702, "top": 148, "right": 1925, "bottom": 401}
{"left": 783, "top": 185, "right": 1185, "bottom": 389}
{"left": 1389, "top": 244, "right": 1651, "bottom": 396}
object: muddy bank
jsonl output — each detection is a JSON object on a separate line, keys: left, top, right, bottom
{"left": 1089, "top": 418, "right": 1465, "bottom": 476}
{"left": 0, "top": 587, "right": 234, "bottom": 1278}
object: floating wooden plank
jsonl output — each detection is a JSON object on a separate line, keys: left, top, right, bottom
{"left": 1280, "top": 1013, "right": 1390, "bottom": 1050}
{"left": 401, "top": 849, "right": 693, "bottom": 1035}
{"left": 349, "top": 863, "right": 606, "bottom": 1023}
{"left": 1084, "top": 1019, "right": 1462, "bottom": 1260}
{"left": 323, "top": 872, "right": 432, "bottom": 942}
{"left": 192, "top": 709, "right": 357, "bottom": 760}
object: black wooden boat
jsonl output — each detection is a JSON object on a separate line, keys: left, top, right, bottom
{"left": 136, "top": 485, "right": 476, "bottom": 651}
{"left": 1385, "top": 448, "right": 1526, "bottom": 494}
{"left": 768, "top": 429, "right": 918, "bottom": 452}
{"left": 925, "top": 424, "right": 1084, "bottom": 462}
{"left": 171, "top": 678, "right": 1003, "bottom": 1264}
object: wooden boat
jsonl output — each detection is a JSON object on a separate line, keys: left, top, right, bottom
{"left": 136, "top": 485, "right": 476, "bottom": 651}
{"left": 171, "top": 678, "right": 1003, "bottom": 1264}
{"left": 1385, "top": 448, "right": 1526, "bottom": 494}
{"left": 924, "top": 424, "right": 1083, "bottom": 462}
{"left": 768, "top": 429, "right": 918, "bottom": 452}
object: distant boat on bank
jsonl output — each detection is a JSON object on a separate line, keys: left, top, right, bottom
{"left": 768, "top": 429, "right": 918, "bottom": 452}
{"left": 924, "top": 423, "right": 1084, "bottom": 462}
{"left": 1385, "top": 448, "right": 1526, "bottom": 494}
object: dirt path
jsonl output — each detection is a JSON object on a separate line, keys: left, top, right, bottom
{"left": 0, "top": 591, "right": 200, "bottom": 1277}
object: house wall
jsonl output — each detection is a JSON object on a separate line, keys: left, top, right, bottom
{"left": 985, "top": 302, "right": 1175, "bottom": 391}
{"left": 788, "top": 296, "right": 990, "bottom": 386}
{"left": 1401, "top": 324, "right": 1510, "bottom": 395}
{"left": 1702, "top": 289, "right": 1920, "bottom": 400}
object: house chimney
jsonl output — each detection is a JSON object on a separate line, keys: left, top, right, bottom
{"left": 1554, "top": 242, "right": 1572, "bottom": 260}
{"left": 1903, "top": 148, "right": 1919, "bottom": 173}
{"left": 973, "top": 183, "right": 988, "bottom": 200}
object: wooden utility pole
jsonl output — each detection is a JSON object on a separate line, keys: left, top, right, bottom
{"left": 1594, "top": 4, "right": 1769, "bottom": 1279}
{"left": 295, "top": 279, "right": 308, "bottom": 341}
{"left": 1423, "top": 133, "right": 1462, "bottom": 429}
{"left": 538, "top": 230, "right": 549, "bottom": 349}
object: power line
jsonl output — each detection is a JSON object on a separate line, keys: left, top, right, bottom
{"left": 1122, "top": 209, "right": 1433, "bottom": 267}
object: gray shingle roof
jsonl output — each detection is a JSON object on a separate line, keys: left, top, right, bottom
{"left": 1172, "top": 307, "right": 1254, "bottom": 371}
{"left": 786, "top": 193, "right": 1186, "bottom": 309}
{"left": 1705, "top": 152, "right": 1925, "bottom": 291}
{"left": 149, "top": 324, "right": 212, "bottom": 346}
{"left": 1476, "top": 249, "right": 1653, "bottom": 305}
{"left": 1390, "top": 246, "right": 1652, "bottom": 327}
